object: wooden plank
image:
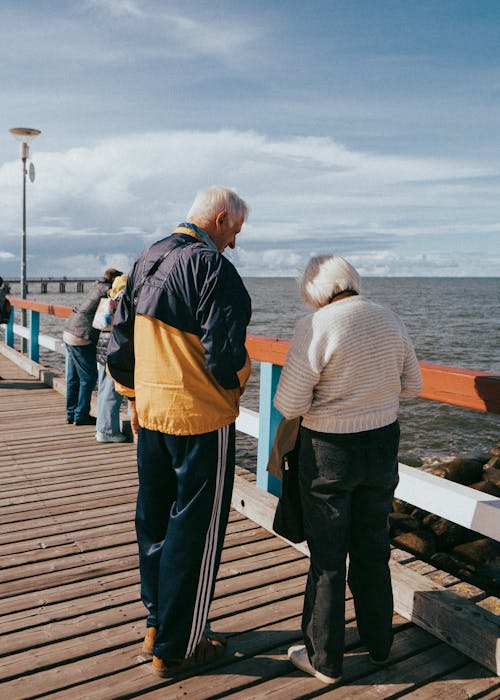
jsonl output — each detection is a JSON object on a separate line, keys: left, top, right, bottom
{"left": 0, "top": 501, "right": 135, "bottom": 536}
{"left": 402, "top": 661, "right": 500, "bottom": 699}
{"left": 0, "top": 569, "right": 141, "bottom": 616}
{"left": 0, "top": 488, "right": 138, "bottom": 521}
{"left": 0, "top": 552, "right": 140, "bottom": 597}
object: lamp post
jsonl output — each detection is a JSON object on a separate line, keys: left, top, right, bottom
{"left": 9, "top": 127, "right": 41, "bottom": 352}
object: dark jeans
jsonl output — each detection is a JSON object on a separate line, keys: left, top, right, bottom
{"left": 136, "top": 423, "right": 235, "bottom": 660}
{"left": 65, "top": 343, "right": 98, "bottom": 421}
{"left": 299, "top": 421, "right": 400, "bottom": 677}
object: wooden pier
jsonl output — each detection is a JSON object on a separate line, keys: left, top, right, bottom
{"left": 3, "top": 278, "right": 95, "bottom": 294}
{"left": 1, "top": 353, "right": 499, "bottom": 699}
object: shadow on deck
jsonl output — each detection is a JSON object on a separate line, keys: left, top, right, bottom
{"left": 0, "top": 353, "right": 499, "bottom": 699}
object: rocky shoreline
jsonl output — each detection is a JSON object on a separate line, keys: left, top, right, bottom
{"left": 391, "top": 443, "right": 500, "bottom": 597}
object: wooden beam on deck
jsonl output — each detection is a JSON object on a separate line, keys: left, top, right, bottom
{"left": 231, "top": 474, "right": 500, "bottom": 676}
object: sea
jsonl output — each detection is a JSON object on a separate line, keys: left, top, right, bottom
{"left": 10, "top": 276, "right": 500, "bottom": 469}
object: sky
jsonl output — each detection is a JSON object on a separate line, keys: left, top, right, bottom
{"left": 1, "top": 0, "right": 500, "bottom": 278}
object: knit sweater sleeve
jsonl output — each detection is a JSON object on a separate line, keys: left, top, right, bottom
{"left": 274, "top": 315, "right": 323, "bottom": 419}
{"left": 400, "top": 327, "right": 423, "bottom": 398}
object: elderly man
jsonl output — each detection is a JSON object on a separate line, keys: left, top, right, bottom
{"left": 107, "top": 186, "right": 251, "bottom": 676}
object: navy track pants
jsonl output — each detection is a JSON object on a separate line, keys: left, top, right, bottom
{"left": 135, "top": 423, "right": 235, "bottom": 660}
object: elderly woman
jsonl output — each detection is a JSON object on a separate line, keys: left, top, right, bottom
{"left": 274, "top": 254, "right": 422, "bottom": 684}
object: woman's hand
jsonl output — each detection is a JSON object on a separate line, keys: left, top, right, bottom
{"left": 129, "top": 400, "right": 139, "bottom": 437}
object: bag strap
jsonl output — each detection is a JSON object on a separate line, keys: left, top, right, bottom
{"left": 132, "top": 239, "right": 201, "bottom": 315}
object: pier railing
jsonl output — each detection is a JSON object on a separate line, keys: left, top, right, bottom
{"left": 2, "top": 295, "right": 499, "bottom": 542}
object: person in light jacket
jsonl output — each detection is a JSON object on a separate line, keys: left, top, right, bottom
{"left": 274, "top": 254, "right": 422, "bottom": 684}
{"left": 95, "top": 274, "right": 128, "bottom": 443}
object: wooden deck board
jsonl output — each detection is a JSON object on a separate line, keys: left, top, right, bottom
{"left": 1, "top": 352, "right": 499, "bottom": 699}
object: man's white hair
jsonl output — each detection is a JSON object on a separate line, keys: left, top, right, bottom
{"left": 187, "top": 186, "right": 249, "bottom": 227}
{"left": 300, "top": 254, "right": 361, "bottom": 309}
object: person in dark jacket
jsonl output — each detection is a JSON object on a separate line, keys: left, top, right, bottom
{"left": 107, "top": 186, "right": 251, "bottom": 677}
{"left": 63, "top": 268, "right": 122, "bottom": 425}
{"left": 0, "top": 277, "right": 11, "bottom": 324}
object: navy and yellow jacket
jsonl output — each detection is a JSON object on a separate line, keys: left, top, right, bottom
{"left": 107, "top": 226, "right": 252, "bottom": 435}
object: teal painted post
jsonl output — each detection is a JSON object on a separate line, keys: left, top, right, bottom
{"left": 6, "top": 308, "right": 14, "bottom": 347}
{"left": 256, "top": 362, "right": 283, "bottom": 496}
{"left": 29, "top": 310, "right": 40, "bottom": 362}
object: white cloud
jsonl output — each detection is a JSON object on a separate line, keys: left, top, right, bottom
{"left": 81, "top": 0, "right": 257, "bottom": 58}
{"left": 0, "top": 128, "right": 498, "bottom": 278}
{"left": 83, "top": 0, "right": 145, "bottom": 18}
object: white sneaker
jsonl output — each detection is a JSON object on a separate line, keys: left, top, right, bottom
{"left": 96, "top": 432, "right": 128, "bottom": 443}
{"left": 288, "top": 645, "right": 341, "bottom": 685}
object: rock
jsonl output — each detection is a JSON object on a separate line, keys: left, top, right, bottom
{"left": 398, "top": 453, "right": 423, "bottom": 468}
{"left": 410, "top": 507, "right": 428, "bottom": 520}
{"left": 389, "top": 513, "right": 421, "bottom": 535}
{"left": 454, "top": 451, "right": 490, "bottom": 465}
{"left": 480, "top": 558, "right": 500, "bottom": 596}
{"left": 490, "top": 446, "right": 500, "bottom": 457}
{"left": 470, "top": 479, "right": 500, "bottom": 497}
{"left": 392, "top": 531, "right": 437, "bottom": 559}
{"left": 483, "top": 465, "right": 500, "bottom": 487}
{"left": 430, "top": 552, "right": 476, "bottom": 581}
{"left": 440, "top": 458, "right": 484, "bottom": 485}
{"left": 423, "top": 464, "right": 447, "bottom": 478}
{"left": 485, "top": 455, "right": 500, "bottom": 469}
{"left": 421, "top": 514, "right": 473, "bottom": 550}
{"left": 392, "top": 498, "right": 414, "bottom": 515}
{"left": 451, "top": 538, "right": 500, "bottom": 566}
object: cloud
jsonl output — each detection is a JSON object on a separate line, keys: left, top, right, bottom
{"left": 82, "top": 0, "right": 257, "bottom": 58}
{"left": 83, "top": 0, "right": 145, "bottom": 18}
{"left": 0, "top": 128, "right": 498, "bottom": 278}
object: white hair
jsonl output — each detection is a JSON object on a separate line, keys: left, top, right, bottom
{"left": 187, "top": 186, "right": 249, "bottom": 227}
{"left": 300, "top": 254, "right": 361, "bottom": 309}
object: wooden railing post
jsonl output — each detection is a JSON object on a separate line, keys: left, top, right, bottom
{"left": 28, "top": 310, "right": 40, "bottom": 363}
{"left": 256, "top": 362, "right": 283, "bottom": 497}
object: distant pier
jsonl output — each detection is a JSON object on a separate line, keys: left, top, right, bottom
{"left": 3, "top": 278, "right": 94, "bottom": 293}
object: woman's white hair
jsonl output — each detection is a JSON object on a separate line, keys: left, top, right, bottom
{"left": 300, "top": 254, "right": 361, "bottom": 309}
{"left": 187, "top": 186, "right": 249, "bottom": 227}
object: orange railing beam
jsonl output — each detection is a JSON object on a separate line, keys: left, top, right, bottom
{"left": 6, "top": 296, "right": 72, "bottom": 318}
{"left": 246, "top": 334, "right": 500, "bottom": 414}
{"left": 419, "top": 361, "right": 500, "bottom": 414}
{"left": 246, "top": 334, "right": 290, "bottom": 365}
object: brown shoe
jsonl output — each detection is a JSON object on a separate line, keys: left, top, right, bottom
{"left": 142, "top": 627, "right": 157, "bottom": 656}
{"left": 151, "top": 634, "right": 227, "bottom": 678}
{"left": 143, "top": 627, "right": 225, "bottom": 657}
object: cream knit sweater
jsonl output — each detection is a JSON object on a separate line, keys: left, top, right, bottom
{"left": 274, "top": 296, "right": 422, "bottom": 434}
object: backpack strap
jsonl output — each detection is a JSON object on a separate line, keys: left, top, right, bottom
{"left": 133, "top": 240, "right": 202, "bottom": 315}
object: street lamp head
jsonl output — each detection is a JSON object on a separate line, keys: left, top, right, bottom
{"left": 9, "top": 127, "right": 41, "bottom": 144}
{"left": 9, "top": 127, "right": 41, "bottom": 160}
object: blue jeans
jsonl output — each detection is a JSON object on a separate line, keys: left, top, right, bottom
{"left": 136, "top": 423, "right": 235, "bottom": 660}
{"left": 65, "top": 343, "right": 98, "bottom": 421}
{"left": 299, "top": 421, "right": 400, "bottom": 677}
{"left": 96, "top": 363, "right": 123, "bottom": 435}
